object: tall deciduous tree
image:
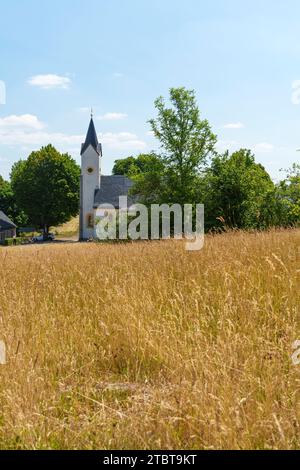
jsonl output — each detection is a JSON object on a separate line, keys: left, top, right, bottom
{"left": 149, "top": 87, "right": 217, "bottom": 204}
{"left": 11, "top": 145, "right": 80, "bottom": 234}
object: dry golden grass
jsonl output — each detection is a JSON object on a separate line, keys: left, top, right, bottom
{"left": 52, "top": 216, "right": 79, "bottom": 238}
{"left": 0, "top": 229, "right": 299, "bottom": 450}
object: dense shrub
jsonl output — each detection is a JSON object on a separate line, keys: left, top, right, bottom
{"left": 3, "top": 237, "right": 25, "bottom": 246}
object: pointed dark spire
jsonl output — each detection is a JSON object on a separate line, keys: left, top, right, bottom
{"left": 81, "top": 116, "right": 99, "bottom": 155}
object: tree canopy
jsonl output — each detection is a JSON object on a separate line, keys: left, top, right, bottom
{"left": 200, "top": 149, "right": 276, "bottom": 230}
{"left": 276, "top": 163, "right": 300, "bottom": 226}
{"left": 112, "top": 153, "right": 161, "bottom": 177}
{"left": 10, "top": 145, "right": 80, "bottom": 233}
{"left": 148, "top": 87, "right": 217, "bottom": 205}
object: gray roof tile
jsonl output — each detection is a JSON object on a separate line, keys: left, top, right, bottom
{"left": 94, "top": 175, "right": 135, "bottom": 208}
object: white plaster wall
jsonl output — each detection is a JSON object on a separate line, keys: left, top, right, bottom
{"left": 80, "top": 144, "right": 101, "bottom": 239}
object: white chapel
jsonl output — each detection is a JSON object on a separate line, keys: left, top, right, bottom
{"left": 79, "top": 115, "right": 134, "bottom": 240}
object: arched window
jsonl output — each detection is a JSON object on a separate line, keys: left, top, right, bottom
{"left": 86, "top": 213, "right": 94, "bottom": 228}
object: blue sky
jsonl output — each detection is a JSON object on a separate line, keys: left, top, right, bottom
{"left": 1, "top": 0, "right": 300, "bottom": 180}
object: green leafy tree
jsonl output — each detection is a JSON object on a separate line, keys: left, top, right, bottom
{"left": 0, "top": 175, "right": 13, "bottom": 215}
{"left": 11, "top": 145, "right": 80, "bottom": 234}
{"left": 201, "top": 149, "right": 276, "bottom": 230}
{"left": 149, "top": 87, "right": 217, "bottom": 205}
{"left": 129, "top": 155, "right": 166, "bottom": 205}
{"left": 276, "top": 163, "right": 300, "bottom": 226}
{"left": 0, "top": 175, "right": 28, "bottom": 226}
{"left": 112, "top": 156, "right": 137, "bottom": 176}
{"left": 112, "top": 153, "right": 161, "bottom": 177}
{"left": 112, "top": 153, "right": 166, "bottom": 206}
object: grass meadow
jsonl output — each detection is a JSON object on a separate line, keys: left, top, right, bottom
{"left": 0, "top": 228, "right": 299, "bottom": 449}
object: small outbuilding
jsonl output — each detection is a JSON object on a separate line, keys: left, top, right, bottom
{"left": 0, "top": 211, "right": 17, "bottom": 243}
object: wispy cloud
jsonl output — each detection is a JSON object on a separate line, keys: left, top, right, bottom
{"left": 253, "top": 142, "right": 275, "bottom": 153}
{"left": 0, "top": 130, "right": 82, "bottom": 147}
{"left": 97, "top": 112, "right": 128, "bottom": 121}
{"left": 216, "top": 140, "right": 275, "bottom": 154}
{"left": 113, "top": 72, "right": 124, "bottom": 78}
{"left": 28, "top": 74, "right": 71, "bottom": 90}
{"left": 100, "top": 132, "right": 146, "bottom": 150}
{"left": 223, "top": 122, "right": 244, "bottom": 129}
{"left": 0, "top": 114, "right": 146, "bottom": 152}
{"left": 291, "top": 80, "right": 300, "bottom": 104}
{"left": 0, "top": 114, "right": 45, "bottom": 130}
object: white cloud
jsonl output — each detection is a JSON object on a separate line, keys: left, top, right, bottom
{"left": 113, "top": 72, "right": 124, "bottom": 78}
{"left": 291, "top": 80, "right": 300, "bottom": 105}
{"left": 100, "top": 132, "right": 146, "bottom": 150}
{"left": 216, "top": 140, "right": 275, "bottom": 154}
{"left": 0, "top": 114, "right": 45, "bottom": 130}
{"left": 98, "top": 112, "right": 128, "bottom": 121}
{"left": 0, "top": 130, "right": 82, "bottom": 147}
{"left": 28, "top": 74, "right": 71, "bottom": 90}
{"left": 0, "top": 115, "right": 146, "bottom": 152}
{"left": 223, "top": 122, "right": 244, "bottom": 129}
{"left": 253, "top": 142, "right": 275, "bottom": 153}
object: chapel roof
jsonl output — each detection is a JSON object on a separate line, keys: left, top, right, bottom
{"left": 0, "top": 211, "right": 17, "bottom": 230}
{"left": 81, "top": 117, "right": 100, "bottom": 155}
{"left": 94, "top": 175, "right": 135, "bottom": 209}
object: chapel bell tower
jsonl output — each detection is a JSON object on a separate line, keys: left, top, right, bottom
{"left": 79, "top": 112, "right": 102, "bottom": 240}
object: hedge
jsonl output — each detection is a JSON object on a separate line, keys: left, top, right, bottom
{"left": 3, "top": 237, "right": 24, "bottom": 246}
